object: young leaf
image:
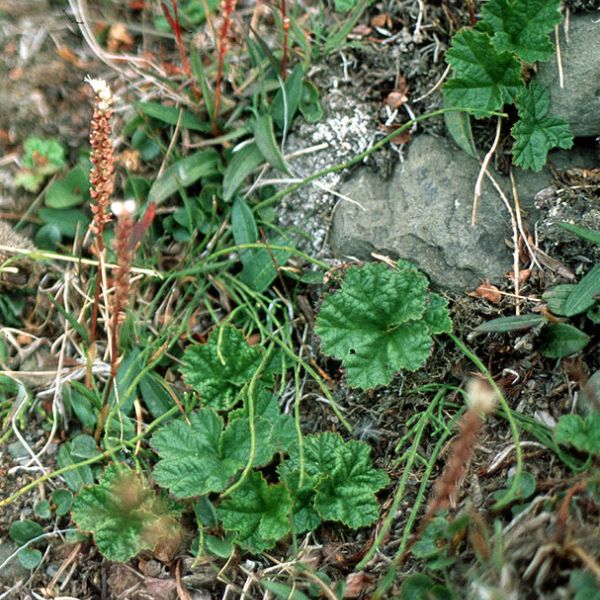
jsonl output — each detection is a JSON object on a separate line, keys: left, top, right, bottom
{"left": 481, "top": 0, "right": 562, "bottom": 64}
{"left": 555, "top": 413, "right": 600, "bottom": 455}
{"left": 444, "top": 108, "right": 478, "bottom": 158}
{"left": 223, "top": 142, "right": 265, "bottom": 202}
{"left": 564, "top": 265, "right": 600, "bottom": 317}
{"left": 148, "top": 149, "right": 220, "bottom": 204}
{"left": 180, "top": 326, "right": 272, "bottom": 410}
{"left": 539, "top": 323, "right": 590, "bottom": 358}
{"left": 151, "top": 408, "right": 244, "bottom": 498}
{"left": 443, "top": 29, "right": 523, "bottom": 117}
{"left": 253, "top": 114, "right": 290, "bottom": 174}
{"left": 511, "top": 82, "right": 573, "bottom": 172}
{"left": 316, "top": 262, "right": 451, "bottom": 389}
{"left": 72, "top": 465, "right": 182, "bottom": 562}
{"left": 280, "top": 433, "right": 389, "bottom": 530}
{"left": 56, "top": 434, "right": 100, "bottom": 492}
{"left": 18, "top": 548, "right": 43, "bottom": 569}
{"left": 217, "top": 472, "right": 292, "bottom": 553}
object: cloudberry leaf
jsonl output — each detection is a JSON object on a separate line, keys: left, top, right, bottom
{"left": 315, "top": 262, "right": 451, "bottom": 389}
{"left": 443, "top": 29, "right": 523, "bottom": 118}
{"left": 180, "top": 326, "right": 273, "bottom": 410}
{"left": 511, "top": 82, "right": 573, "bottom": 172}
{"left": 71, "top": 465, "right": 182, "bottom": 562}
{"left": 217, "top": 472, "right": 292, "bottom": 553}
{"left": 555, "top": 413, "right": 600, "bottom": 455}
{"left": 280, "top": 433, "right": 389, "bottom": 531}
{"left": 481, "top": 0, "right": 562, "bottom": 64}
{"left": 151, "top": 408, "right": 244, "bottom": 498}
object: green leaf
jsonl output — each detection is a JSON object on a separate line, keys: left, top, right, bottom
{"left": 18, "top": 548, "right": 43, "bottom": 569}
{"left": 280, "top": 433, "right": 389, "bottom": 530}
{"left": 72, "top": 465, "right": 182, "bottom": 562}
{"left": 139, "top": 372, "right": 174, "bottom": 418}
{"left": 558, "top": 222, "right": 600, "bottom": 246}
{"left": 10, "top": 520, "right": 45, "bottom": 546}
{"left": 15, "top": 137, "right": 67, "bottom": 191}
{"left": 223, "top": 143, "right": 265, "bottom": 202}
{"left": 564, "top": 265, "right": 600, "bottom": 317}
{"left": 51, "top": 489, "right": 73, "bottom": 516}
{"left": 412, "top": 517, "right": 449, "bottom": 559}
{"left": 570, "top": 569, "right": 600, "bottom": 600}
{"left": 35, "top": 224, "right": 62, "bottom": 249}
{"left": 231, "top": 197, "right": 259, "bottom": 266}
{"left": 63, "top": 383, "right": 97, "bottom": 429}
{"left": 543, "top": 284, "right": 576, "bottom": 316}
{"left": 333, "top": 0, "right": 356, "bottom": 12}
{"left": 473, "top": 314, "right": 545, "bottom": 333}
{"left": 481, "top": 0, "right": 562, "bottom": 63}
{"left": 134, "top": 101, "right": 211, "bottom": 132}
{"left": 56, "top": 434, "right": 100, "bottom": 492}
{"left": 539, "top": 323, "right": 590, "bottom": 358}
{"left": 444, "top": 107, "right": 477, "bottom": 158}
{"left": 261, "top": 581, "right": 312, "bottom": 600}
{"left": 423, "top": 293, "right": 453, "bottom": 335}
{"left": 511, "top": 82, "right": 573, "bottom": 172}
{"left": 254, "top": 114, "right": 290, "bottom": 174}
{"left": 316, "top": 262, "right": 450, "bottom": 389}
{"left": 180, "top": 326, "right": 271, "bottom": 410}
{"left": 396, "top": 574, "right": 438, "bottom": 600}
{"left": 34, "top": 500, "right": 51, "bottom": 520}
{"left": 555, "top": 413, "right": 600, "bottom": 455}
{"left": 443, "top": 29, "right": 523, "bottom": 118}
{"left": 38, "top": 208, "right": 89, "bottom": 238}
{"left": 151, "top": 408, "right": 244, "bottom": 498}
{"left": 239, "top": 234, "right": 293, "bottom": 293}
{"left": 45, "top": 164, "right": 89, "bottom": 209}
{"left": 299, "top": 81, "right": 324, "bottom": 123}
{"left": 217, "top": 472, "right": 292, "bottom": 553}
{"left": 270, "top": 64, "right": 304, "bottom": 131}
{"left": 148, "top": 150, "right": 220, "bottom": 204}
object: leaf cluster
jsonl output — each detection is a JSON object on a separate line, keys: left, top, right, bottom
{"left": 315, "top": 261, "right": 452, "bottom": 389}
{"left": 443, "top": 0, "right": 573, "bottom": 171}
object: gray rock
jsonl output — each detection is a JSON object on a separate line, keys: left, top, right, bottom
{"left": 330, "top": 135, "right": 515, "bottom": 291}
{"left": 536, "top": 14, "right": 600, "bottom": 138}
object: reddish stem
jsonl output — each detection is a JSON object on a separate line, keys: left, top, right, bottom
{"left": 213, "top": 0, "right": 237, "bottom": 135}
{"left": 281, "top": 0, "right": 289, "bottom": 80}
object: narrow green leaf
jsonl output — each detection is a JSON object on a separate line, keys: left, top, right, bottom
{"left": 270, "top": 64, "right": 304, "bottom": 131}
{"left": 539, "top": 323, "right": 590, "bottom": 358}
{"left": 261, "top": 581, "right": 312, "bottom": 600}
{"left": 190, "top": 51, "right": 215, "bottom": 118}
{"left": 238, "top": 235, "right": 293, "bottom": 293}
{"left": 543, "top": 285, "right": 576, "bottom": 316}
{"left": 254, "top": 114, "right": 290, "bottom": 174}
{"left": 134, "top": 101, "right": 211, "bottom": 132}
{"left": 223, "top": 143, "right": 265, "bottom": 202}
{"left": 564, "top": 265, "right": 600, "bottom": 317}
{"left": 558, "top": 222, "right": 600, "bottom": 246}
{"left": 472, "top": 314, "right": 546, "bottom": 333}
{"left": 444, "top": 108, "right": 477, "bottom": 158}
{"left": 148, "top": 149, "right": 220, "bottom": 204}
{"left": 139, "top": 372, "right": 174, "bottom": 418}
{"left": 231, "top": 198, "right": 259, "bottom": 266}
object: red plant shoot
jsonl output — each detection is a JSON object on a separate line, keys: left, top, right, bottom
{"left": 281, "top": 0, "right": 289, "bottom": 80}
{"left": 213, "top": 0, "right": 238, "bottom": 134}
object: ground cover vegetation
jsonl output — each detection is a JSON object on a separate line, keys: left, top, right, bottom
{"left": 0, "top": 0, "right": 598, "bottom": 598}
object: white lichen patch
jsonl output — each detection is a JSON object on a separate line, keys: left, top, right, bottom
{"left": 275, "top": 92, "right": 374, "bottom": 256}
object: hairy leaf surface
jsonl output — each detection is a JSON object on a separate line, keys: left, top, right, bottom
{"left": 481, "top": 0, "right": 562, "bottom": 63}
{"left": 511, "top": 82, "right": 573, "bottom": 171}
{"left": 217, "top": 472, "right": 292, "bottom": 552}
{"left": 443, "top": 29, "right": 523, "bottom": 117}
{"left": 72, "top": 465, "right": 181, "bottom": 562}
{"left": 316, "top": 262, "right": 451, "bottom": 389}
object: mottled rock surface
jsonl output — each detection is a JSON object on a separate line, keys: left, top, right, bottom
{"left": 330, "top": 135, "right": 515, "bottom": 291}
{"left": 536, "top": 13, "right": 600, "bottom": 138}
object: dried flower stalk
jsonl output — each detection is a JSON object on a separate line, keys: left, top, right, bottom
{"left": 86, "top": 77, "right": 115, "bottom": 359}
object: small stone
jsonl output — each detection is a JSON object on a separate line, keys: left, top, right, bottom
{"left": 330, "top": 135, "right": 513, "bottom": 291}
{"left": 536, "top": 14, "right": 600, "bottom": 138}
